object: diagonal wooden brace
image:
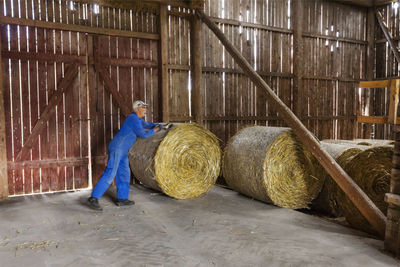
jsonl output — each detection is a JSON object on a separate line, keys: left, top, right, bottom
{"left": 16, "top": 63, "right": 79, "bottom": 162}
{"left": 95, "top": 63, "right": 132, "bottom": 117}
{"left": 375, "top": 9, "right": 400, "bottom": 64}
{"left": 196, "top": 10, "right": 387, "bottom": 237}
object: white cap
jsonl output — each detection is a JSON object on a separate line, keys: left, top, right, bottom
{"left": 133, "top": 100, "right": 148, "bottom": 112}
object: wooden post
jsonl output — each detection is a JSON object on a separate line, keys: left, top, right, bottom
{"left": 197, "top": 10, "right": 387, "bottom": 238}
{"left": 159, "top": 4, "right": 169, "bottom": 122}
{"left": 291, "top": 0, "right": 304, "bottom": 118}
{"left": 388, "top": 79, "right": 400, "bottom": 125}
{"left": 87, "top": 34, "right": 94, "bottom": 189}
{"left": 191, "top": 11, "right": 204, "bottom": 124}
{"left": 375, "top": 9, "right": 400, "bottom": 64}
{"left": 0, "top": 27, "right": 8, "bottom": 199}
{"left": 385, "top": 126, "right": 400, "bottom": 255}
{"left": 363, "top": 7, "right": 375, "bottom": 138}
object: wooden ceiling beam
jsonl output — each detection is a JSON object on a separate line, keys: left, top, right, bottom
{"left": 330, "top": 0, "right": 396, "bottom": 7}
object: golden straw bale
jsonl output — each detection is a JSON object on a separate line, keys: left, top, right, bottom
{"left": 312, "top": 143, "right": 369, "bottom": 217}
{"left": 264, "top": 130, "right": 324, "bottom": 209}
{"left": 338, "top": 146, "right": 392, "bottom": 235}
{"left": 223, "top": 126, "right": 324, "bottom": 209}
{"left": 129, "top": 123, "right": 221, "bottom": 199}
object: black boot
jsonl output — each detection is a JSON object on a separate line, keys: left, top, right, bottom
{"left": 88, "top": 197, "right": 103, "bottom": 211}
{"left": 116, "top": 199, "right": 135, "bottom": 206}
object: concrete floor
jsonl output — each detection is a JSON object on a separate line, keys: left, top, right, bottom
{"left": 0, "top": 185, "right": 398, "bottom": 267}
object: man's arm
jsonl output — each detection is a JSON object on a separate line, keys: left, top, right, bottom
{"left": 141, "top": 120, "right": 158, "bottom": 129}
{"left": 128, "top": 116, "right": 157, "bottom": 138}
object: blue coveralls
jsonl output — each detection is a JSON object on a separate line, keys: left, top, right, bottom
{"left": 91, "top": 112, "right": 157, "bottom": 199}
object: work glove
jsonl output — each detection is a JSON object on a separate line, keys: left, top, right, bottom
{"left": 164, "top": 123, "right": 173, "bottom": 130}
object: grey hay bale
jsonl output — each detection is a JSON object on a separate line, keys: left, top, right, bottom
{"left": 129, "top": 123, "right": 221, "bottom": 199}
{"left": 223, "top": 126, "right": 324, "bottom": 209}
{"left": 337, "top": 146, "right": 392, "bottom": 235}
{"left": 312, "top": 142, "right": 370, "bottom": 217}
{"left": 322, "top": 139, "right": 394, "bottom": 147}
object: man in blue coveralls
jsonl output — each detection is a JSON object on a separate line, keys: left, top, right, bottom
{"left": 87, "top": 100, "right": 162, "bottom": 211}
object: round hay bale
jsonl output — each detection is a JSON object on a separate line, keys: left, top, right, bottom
{"left": 338, "top": 146, "right": 392, "bottom": 235}
{"left": 322, "top": 139, "right": 394, "bottom": 147}
{"left": 129, "top": 123, "right": 221, "bottom": 199}
{"left": 223, "top": 126, "right": 324, "bottom": 209}
{"left": 353, "top": 139, "right": 394, "bottom": 147}
{"left": 312, "top": 142, "right": 369, "bottom": 217}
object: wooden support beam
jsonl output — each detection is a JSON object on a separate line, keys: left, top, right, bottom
{"left": 197, "top": 10, "right": 387, "bottom": 238}
{"left": 331, "top": 0, "right": 374, "bottom": 7}
{"left": 302, "top": 32, "right": 367, "bottom": 45}
{"left": 359, "top": 80, "right": 390, "bottom": 88}
{"left": 8, "top": 157, "right": 89, "bottom": 170}
{"left": 191, "top": 11, "right": 204, "bottom": 124}
{"left": 363, "top": 7, "right": 375, "bottom": 139}
{"left": 386, "top": 193, "right": 400, "bottom": 207}
{"left": 73, "top": 0, "right": 191, "bottom": 9}
{"left": 2, "top": 51, "right": 86, "bottom": 64}
{"left": 388, "top": 80, "right": 400, "bottom": 124}
{"left": 1, "top": 51, "right": 158, "bottom": 68}
{"left": 95, "top": 63, "right": 132, "bottom": 117}
{"left": 209, "top": 17, "right": 293, "bottom": 34}
{"left": 15, "top": 63, "right": 79, "bottom": 162}
{"left": 98, "top": 57, "right": 157, "bottom": 68}
{"left": 159, "top": 5, "right": 169, "bottom": 122}
{"left": 385, "top": 126, "right": 400, "bottom": 255}
{"left": 357, "top": 115, "right": 400, "bottom": 124}
{"left": 0, "top": 29, "right": 8, "bottom": 199}
{"left": 0, "top": 16, "right": 159, "bottom": 40}
{"left": 292, "top": 0, "right": 304, "bottom": 118}
{"left": 375, "top": 9, "right": 400, "bottom": 64}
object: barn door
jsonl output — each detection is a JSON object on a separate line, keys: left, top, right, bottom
{"left": 2, "top": 25, "right": 90, "bottom": 196}
{"left": 89, "top": 35, "right": 159, "bottom": 184}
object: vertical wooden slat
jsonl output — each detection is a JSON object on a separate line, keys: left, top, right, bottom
{"left": 292, "top": 0, "right": 303, "bottom": 119}
{"left": 20, "top": 22, "right": 32, "bottom": 194}
{"left": 0, "top": 26, "right": 8, "bottom": 199}
{"left": 46, "top": 27, "right": 58, "bottom": 192}
{"left": 10, "top": 24, "right": 23, "bottom": 194}
{"left": 191, "top": 13, "right": 203, "bottom": 124}
{"left": 159, "top": 5, "right": 169, "bottom": 121}
{"left": 76, "top": 31, "right": 88, "bottom": 189}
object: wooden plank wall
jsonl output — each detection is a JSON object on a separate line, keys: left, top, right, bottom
{"left": 200, "top": 0, "right": 292, "bottom": 146}
{"left": 0, "top": 0, "right": 159, "bottom": 196}
{"left": 1, "top": 0, "right": 90, "bottom": 195}
{"left": 302, "top": 1, "right": 366, "bottom": 140}
{"left": 172, "top": 0, "right": 366, "bottom": 146}
{"left": 167, "top": 6, "right": 192, "bottom": 122}
{"left": 367, "top": 3, "right": 400, "bottom": 139}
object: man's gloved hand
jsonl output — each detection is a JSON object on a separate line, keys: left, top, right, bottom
{"left": 156, "top": 124, "right": 162, "bottom": 131}
{"left": 164, "top": 123, "right": 173, "bottom": 130}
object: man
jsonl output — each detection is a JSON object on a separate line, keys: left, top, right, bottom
{"left": 88, "top": 100, "right": 161, "bottom": 211}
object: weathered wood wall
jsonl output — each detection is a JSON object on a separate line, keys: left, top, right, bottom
{"left": 0, "top": 0, "right": 392, "bottom": 196}
{"left": 165, "top": 0, "right": 367, "bottom": 146}
{"left": 365, "top": 2, "right": 400, "bottom": 140}
{"left": 0, "top": 0, "right": 159, "bottom": 196}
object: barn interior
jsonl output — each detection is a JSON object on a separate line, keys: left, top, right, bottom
{"left": 1, "top": 0, "right": 400, "bottom": 266}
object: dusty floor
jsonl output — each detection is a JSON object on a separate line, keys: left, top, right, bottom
{"left": 0, "top": 185, "right": 398, "bottom": 267}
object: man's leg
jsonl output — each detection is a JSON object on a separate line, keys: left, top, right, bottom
{"left": 115, "top": 154, "right": 134, "bottom": 205}
{"left": 91, "top": 150, "right": 121, "bottom": 199}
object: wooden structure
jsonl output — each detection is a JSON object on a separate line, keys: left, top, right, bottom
{"left": 357, "top": 79, "right": 400, "bottom": 124}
